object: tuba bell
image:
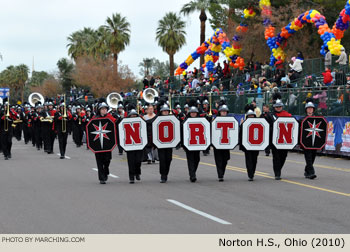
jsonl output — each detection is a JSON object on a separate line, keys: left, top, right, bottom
{"left": 28, "top": 92, "right": 44, "bottom": 107}
{"left": 107, "top": 92, "right": 123, "bottom": 109}
{"left": 143, "top": 88, "right": 158, "bottom": 104}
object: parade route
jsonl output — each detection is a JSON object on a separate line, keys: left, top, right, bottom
{"left": 0, "top": 138, "right": 349, "bottom": 234}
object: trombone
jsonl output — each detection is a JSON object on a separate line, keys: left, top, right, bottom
{"left": 62, "top": 94, "right": 67, "bottom": 133}
{"left": 4, "top": 95, "right": 10, "bottom": 132}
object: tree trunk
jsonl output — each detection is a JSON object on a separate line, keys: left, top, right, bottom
{"left": 227, "top": 8, "right": 235, "bottom": 42}
{"left": 199, "top": 10, "right": 207, "bottom": 68}
{"left": 21, "top": 82, "right": 24, "bottom": 103}
{"left": 113, "top": 53, "right": 118, "bottom": 74}
{"left": 169, "top": 53, "right": 174, "bottom": 77}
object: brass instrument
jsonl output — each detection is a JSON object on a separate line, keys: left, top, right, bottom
{"left": 4, "top": 95, "right": 10, "bottom": 132}
{"left": 78, "top": 112, "right": 82, "bottom": 125}
{"left": 143, "top": 88, "right": 158, "bottom": 104}
{"left": 107, "top": 92, "right": 123, "bottom": 109}
{"left": 62, "top": 94, "right": 67, "bottom": 133}
{"left": 40, "top": 112, "right": 53, "bottom": 123}
{"left": 209, "top": 92, "right": 213, "bottom": 117}
{"left": 28, "top": 92, "right": 44, "bottom": 107}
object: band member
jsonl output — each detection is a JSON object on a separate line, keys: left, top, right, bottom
{"left": 47, "top": 101, "right": 57, "bottom": 153}
{"left": 143, "top": 103, "right": 158, "bottom": 164}
{"left": 33, "top": 104, "right": 43, "bottom": 150}
{"left": 92, "top": 102, "right": 116, "bottom": 184}
{"left": 213, "top": 105, "right": 231, "bottom": 182}
{"left": 0, "top": 100, "right": 18, "bottom": 160}
{"left": 125, "top": 108, "right": 144, "bottom": 184}
{"left": 84, "top": 107, "right": 93, "bottom": 150}
{"left": 54, "top": 102, "right": 73, "bottom": 159}
{"left": 39, "top": 102, "right": 54, "bottom": 153}
{"left": 301, "top": 101, "right": 317, "bottom": 179}
{"left": 184, "top": 106, "right": 201, "bottom": 182}
{"left": 13, "top": 106, "right": 24, "bottom": 141}
{"left": 157, "top": 104, "right": 173, "bottom": 183}
{"left": 72, "top": 105, "right": 85, "bottom": 147}
{"left": 265, "top": 99, "right": 292, "bottom": 180}
{"left": 23, "top": 104, "right": 32, "bottom": 144}
{"left": 29, "top": 106, "right": 36, "bottom": 147}
{"left": 240, "top": 109, "right": 259, "bottom": 181}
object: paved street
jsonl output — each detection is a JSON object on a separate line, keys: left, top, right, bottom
{"left": 0, "top": 137, "right": 349, "bottom": 234}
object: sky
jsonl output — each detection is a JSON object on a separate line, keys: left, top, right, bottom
{"left": 0, "top": 0, "right": 214, "bottom": 79}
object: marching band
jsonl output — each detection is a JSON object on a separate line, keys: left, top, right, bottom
{"left": 0, "top": 91, "right": 327, "bottom": 185}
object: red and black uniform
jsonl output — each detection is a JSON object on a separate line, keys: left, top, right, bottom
{"left": 23, "top": 109, "right": 32, "bottom": 144}
{"left": 265, "top": 110, "right": 292, "bottom": 178}
{"left": 39, "top": 110, "right": 54, "bottom": 153}
{"left": 54, "top": 110, "right": 73, "bottom": 158}
{"left": 72, "top": 111, "right": 85, "bottom": 147}
{"left": 48, "top": 108, "right": 57, "bottom": 153}
{"left": 0, "top": 108, "right": 18, "bottom": 159}
{"left": 239, "top": 120, "right": 259, "bottom": 180}
{"left": 92, "top": 113, "right": 116, "bottom": 183}
{"left": 32, "top": 110, "right": 43, "bottom": 150}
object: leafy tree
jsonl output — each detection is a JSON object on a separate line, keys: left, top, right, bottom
{"left": 28, "top": 71, "right": 51, "bottom": 87}
{"left": 138, "top": 58, "right": 179, "bottom": 78}
{"left": 57, "top": 58, "right": 75, "bottom": 92}
{"left": 156, "top": 12, "right": 186, "bottom": 77}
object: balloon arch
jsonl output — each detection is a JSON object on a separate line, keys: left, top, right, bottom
{"left": 175, "top": 0, "right": 350, "bottom": 75}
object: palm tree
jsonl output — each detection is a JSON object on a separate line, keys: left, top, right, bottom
{"left": 156, "top": 12, "right": 186, "bottom": 77}
{"left": 181, "top": 0, "right": 213, "bottom": 66}
{"left": 102, "top": 13, "right": 131, "bottom": 66}
{"left": 67, "top": 28, "right": 99, "bottom": 60}
{"left": 16, "top": 64, "right": 29, "bottom": 103}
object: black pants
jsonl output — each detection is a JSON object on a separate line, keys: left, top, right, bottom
{"left": 58, "top": 131, "right": 68, "bottom": 157}
{"left": 272, "top": 148, "right": 288, "bottom": 177}
{"left": 265, "top": 145, "right": 271, "bottom": 156}
{"left": 185, "top": 150, "right": 200, "bottom": 179}
{"left": 14, "top": 123, "right": 22, "bottom": 141}
{"left": 41, "top": 123, "right": 51, "bottom": 152}
{"left": 31, "top": 127, "right": 36, "bottom": 146}
{"left": 23, "top": 125, "right": 31, "bottom": 144}
{"left": 213, "top": 148, "right": 230, "bottom": 179}
{"left": 49, "top": 130, "right": 56, "bottom": 153}
{"left": 118, "top": 145, "right": 123, "bottom": 154}
{"left": 95, "top": 152, "right": 112, "bottom": 181}
{"left": 126, "top": 150, "right": 143, "bottom": 181}
{"left": 158, "top": 148, "right": 173, "bottom": 180}
{"left": 73, "top": 125, "right": 83, "bottom": 146}
{"left": 304, "top": 150, "right": 317, "bottom": 176}
{"left": 1, "top": 132, "right": 12, "bottom": 158}
{"left": 35, "top": 128, "right": 42, "bottom": 149}
{"left": 244, "top": 150, "right": 259, "bottom": 179}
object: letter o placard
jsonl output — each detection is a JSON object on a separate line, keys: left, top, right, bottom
{"left": 118, "top": 117, "right": 148, "bottom": 151}
{"left": 272, "top": 117, "right": 299, "bottom": 150}
{"left": 183, "top": 117, "right": 211, "bottom": 151}
{"left": 152, "top": 115, "right": 180, "bottom": 148}
{"left": 242, "top": 118, "right": 270, "bottom": 151}
{"left": 211, "top": 116, "right": 239, "bottom": 149}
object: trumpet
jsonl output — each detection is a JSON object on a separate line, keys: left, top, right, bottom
{"left": 62, "top": 94, "right": 67, "bottom": 133}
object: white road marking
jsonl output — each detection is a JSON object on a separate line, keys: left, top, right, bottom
{"left": 167, "top": 199, "right": 232, "bottom": 225}
{"left": 92, "top": 168, "right": 119, "bottom": 178}
{"left": 56, "top": 154, "right": 71, "bottom": 159}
